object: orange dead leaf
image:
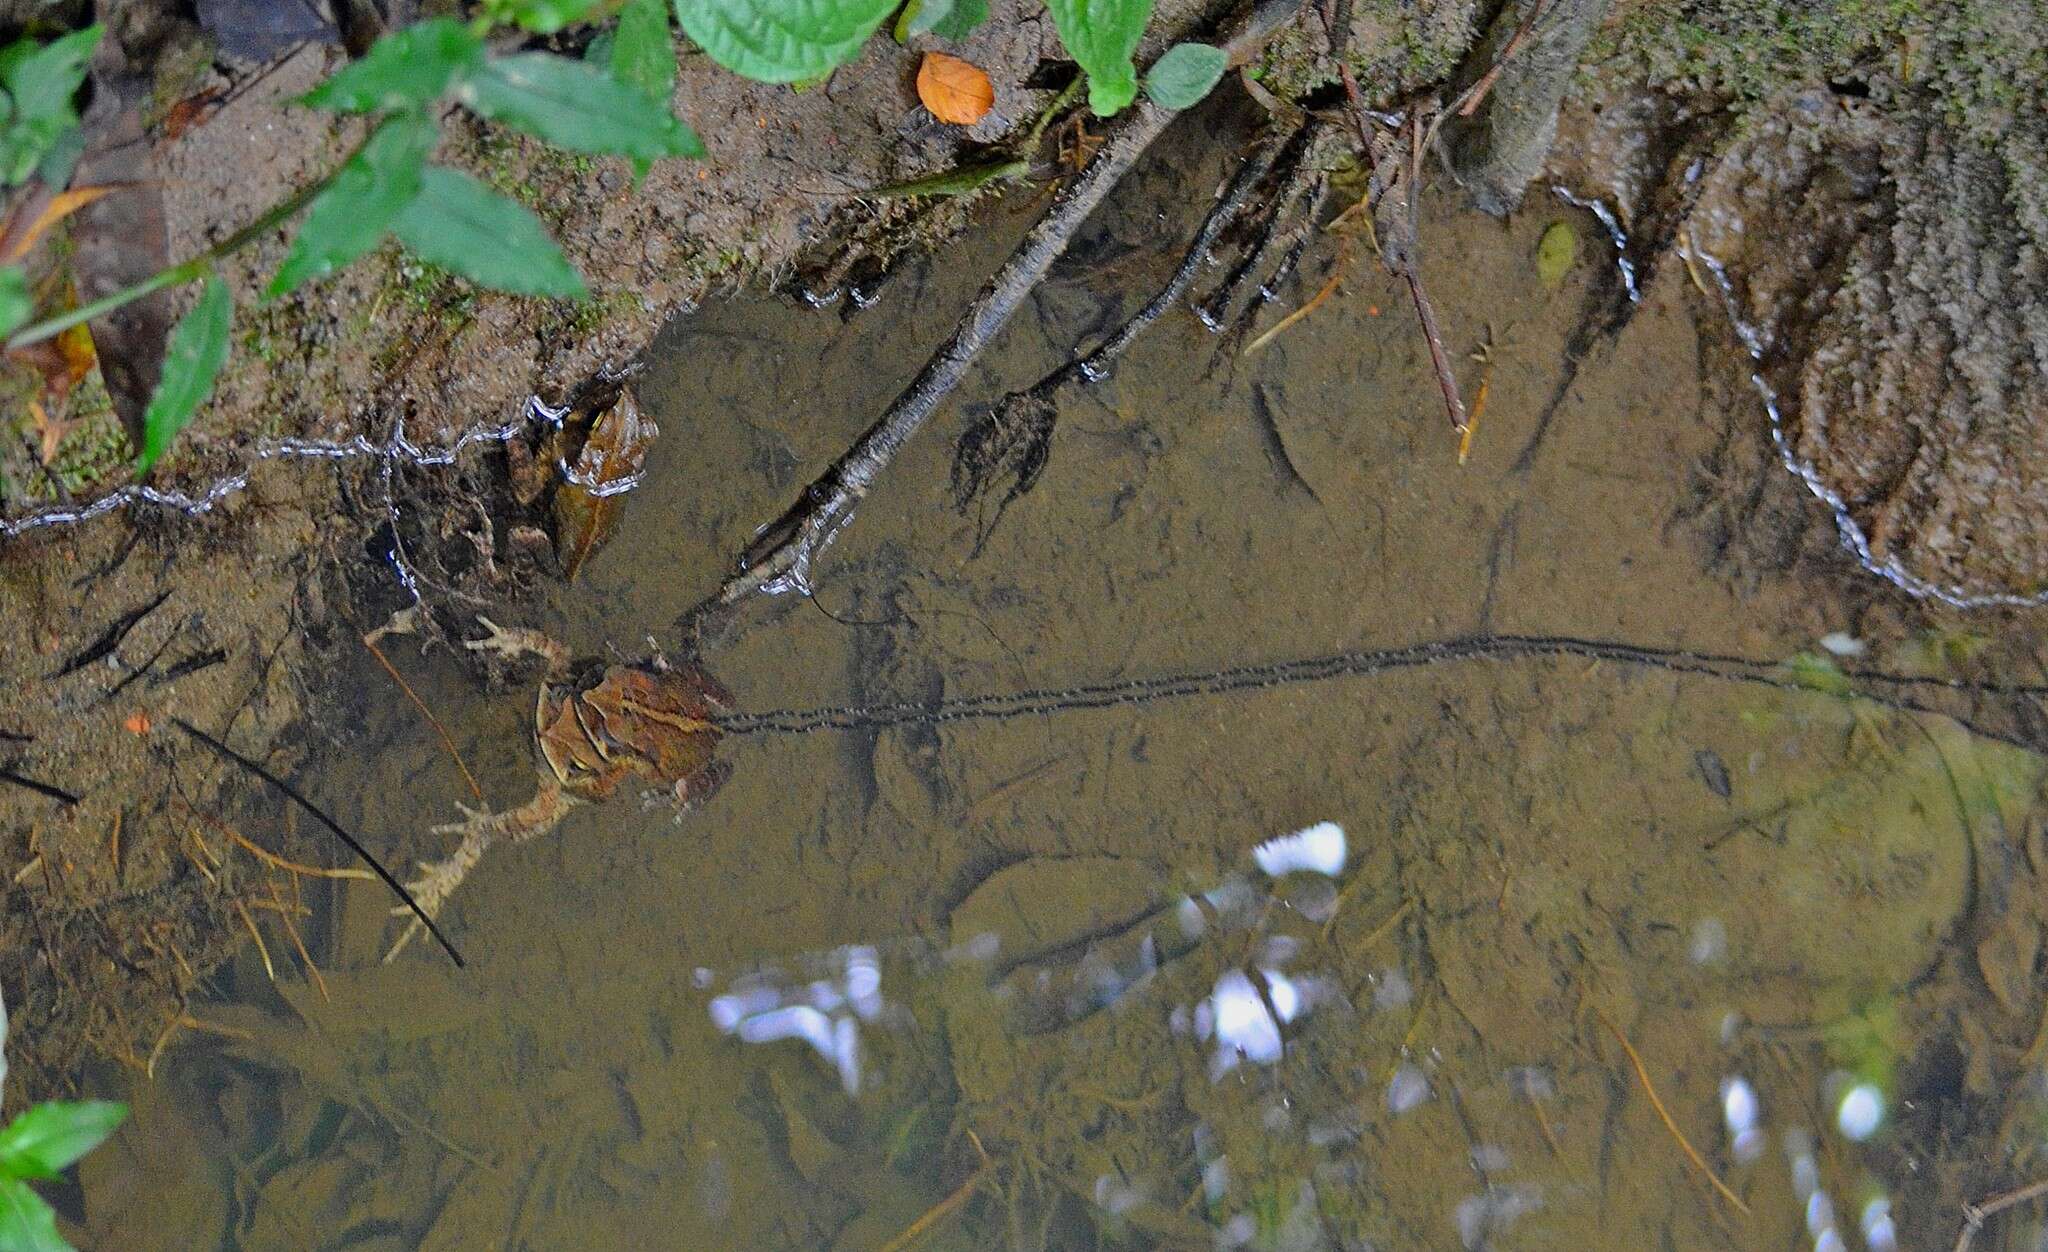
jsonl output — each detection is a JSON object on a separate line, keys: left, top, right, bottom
{"left": 28, "top": 398, "right": 78, "bottom": 464}
{"left": 0, "top": 184, "right": 117, "bottom": 264}
{"left": 123, "top": 710, "right": 152, "bottom": 735}
{"left": 160, "top": 89, "right": 225, "bottom": 141}
{"left": 917, "top": 52, "right": 993, "bottom": 126}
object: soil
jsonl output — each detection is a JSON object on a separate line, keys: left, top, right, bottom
{"left": 1, "top": 3, "right": 2047, "bottom": 1241}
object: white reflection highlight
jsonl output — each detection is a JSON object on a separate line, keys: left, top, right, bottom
{"left": 1388, "top": 1063, "right": 1431, "bottom": 1114}
{"left": 1837, "top": 1084, "right": 1883, "bottom": 1141}
{"left": 1206, "top": 969, "right": 1304, "bottom": 1077}
{"left": 1860, "top": 1197, "right": 1897, "bottom": 1251}
{"left": 1252, "top": 821, "right": 1348, "bottom": 878}
{"left": 708, "top": 946, "right": 883, "bottom": 1095}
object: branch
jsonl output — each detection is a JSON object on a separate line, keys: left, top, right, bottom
{"left": 703, "top": 0, "right": 1307, "bottom": 613}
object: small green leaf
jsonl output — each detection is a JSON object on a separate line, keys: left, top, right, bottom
{"left": 893, "top": 0, "right": 953, "bottom": 42}
{"left": 1141, "top": 42, "right": 1225, "bottom": 109}
{"left": 1535, "top": 220, "right": 1577, "bottom": 288}
{"left": 673, "top": 0, "right": 898, "bottom": 84}
{"left": 392, "top": 168, "right": 587, "bottom": 298}
{"left": 302, "top": 19, "right": 484, "bottom": 114}
{"left": 0, "top": 267, "right": 31, "bottom": 338}
{"left": 1044, "top": 0, "right": 1152, "bottom": 115}
{"left": 0, "top": 1178, "right": 64, "bottom": 1252}
{"left": 136, "top": 276, "right": 230, "bottom": 476}
{"left": 3, "top": 26, "right": 101, "bottom": 122}
{"left": 490, "top": 0, "right": 603, "bottom": 33}
{"left": 611, "top": 0, "right": 678, "bottom": 106}
{"left": 928, "top": 0, "right": 987, "bottom": 40}
{"left": 461, "top": 53, "right": 703, "bottom": 159}
{"left": 269, "top": 112, "right": 434, "bottom": 297}
{"left": 0, "top": 1102, "right": 127, "bottom": 1182}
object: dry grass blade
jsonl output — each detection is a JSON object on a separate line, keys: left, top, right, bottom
{"left": 363, "top": 633, "right": 484, "bottom": 802}
{"left": 1246, "top": 249, "right": 1348, "bottom": 354}
{"left": 194, "top": 807, "right": 376, "bottom": 880}
{"left": 878, "top": 1135, "right": 994, "bottom": 1252}
{"left": 269, "top": 879, "right": 329, "bottom": 1003}
{"left": 1591, "top": 1001, "right": 1750, "bottom": 1216}
{"left": 233, "top": 897, "right": 277, "bottom": 983}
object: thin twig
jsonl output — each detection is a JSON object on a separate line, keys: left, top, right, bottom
{"left": 232, "top": 897, "right": 276, "bottom": 984}
{"left": 269, "top": 879, "right": 329, "bottom": 1003}
{"left": 1454, "top": 0, "right": 1555, "bottom": 117}
{"left": 1956, "top": 1177, "right": 2048, "bottom": 1252}
{"left": 188, "top": 805, "right": 376, "bottom": 880}
{"left": 169, "top": 716, "right": 464, "bottom": 967}
{"left": 703, "top": 0, "right": 1307, "bottom": 614}
{"left": 1246, "top": 246, "right": 1347, "bottom": 353}
{"left": 879, "top": 1135, "right": 994, "bottom": 1252}
{"left": 363, "top": 633, "right": 485, "bottom": 802}
{"left": 1590, "top": 1002, "right": 1750, "bottom": 1216}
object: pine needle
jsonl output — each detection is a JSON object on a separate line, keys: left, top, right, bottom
{"left": 364, "top": 634, "right": 484, "bottom": 803}
{"left": 1246, "top": 250, "right": 1348, "bottom": 355}
{"left": 1591, "top": 1001, "right": 1750, "bottom": 1216}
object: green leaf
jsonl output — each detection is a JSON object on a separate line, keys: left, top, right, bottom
{"left": 269, "top": 111, "right": 434, "bottom": 297}
{"left": 490, "top": 0, "right": 603, "bottom": 33}
{"left": 929, "top": 0, "right": 987, "bottom": 40}
{"left": 3, "top": 26, "right": 101, "bottom": 122}
{"left": 0, "top": 1178, "right": 65, "bottom": 1252}
{"left": 1142, "top": 42, "right": 1225, "bottom": 109}
{"left": 1044, "top": 0, "right": 1151, "bottom": 115}
{"left": 136, "top": 276, "right": 231, "bottom": 477}
{"left": 611, "top": 0, "right": 678, "bottom": 106}
{"left": 1535, "top": 220, "right": 1577, "bottom": 288}
{"left": 302, "top": 19, "right": 484, "bottom": 114}
{"left": 893, "top": 0, "right": 953, "bottom": 42}
{"left": 672, "top": 0, "right": 898, "bottom": 84}
{"left": 1787, "top": 651, "right": 1854, "bottom": 697}
{"left": 461, "top": 53, "right": 703, "bottom": 159}
{"left": 0, "top": 1102, "right": 127, "bottom": 1182}
{"left": 392, "top": 168, "right": 586, "bottom": 298}
{"left": 0, "top": 267, "right": 30, "bottom": 338}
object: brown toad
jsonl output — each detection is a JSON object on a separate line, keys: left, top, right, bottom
{"left": 385, "top": 618, "right": 731, "bottom": 960}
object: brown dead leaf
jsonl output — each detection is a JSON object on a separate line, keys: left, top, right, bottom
{"left": 554, "top": 389, "right": 658, "bottom": 582}
{"left": 159, "top": 89, "right": 225, "bottom": 141}
{"left": 917, "top": 52, "right": 993, "bottom": 126}
{"left": 28, "top": 398, "right": 78, "bottom": 464}
{"left": 0, "top": 184, "right": 118, "bottom": 264}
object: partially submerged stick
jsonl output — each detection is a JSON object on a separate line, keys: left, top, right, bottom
{"left": 704, "top": 0, "right": 1306, "bottom": 613}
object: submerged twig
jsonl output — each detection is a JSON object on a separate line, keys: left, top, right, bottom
{"left": 363, "top": 625, "right": 485, "bottom": 803}
{"left": 700, "top": 0, "right": 1307, "bottom": 617}
{"left": 1956, "top": 1178, "right": 2048, "bottom": 1252}
{"left": 169, "top": 716, "right": 464, "bottom": 967}
{"left": 1590, "top": 1001, "right": 1749, "bottom": 1216}
{"left": 951, "top": 125, "right": 1290, "bottom": 533}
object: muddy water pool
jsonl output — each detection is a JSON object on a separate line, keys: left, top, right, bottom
{"left": 77, "top": 108, "right": 2048, "bottom": 1251}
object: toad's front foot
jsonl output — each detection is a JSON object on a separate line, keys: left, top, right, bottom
{"left": 465, "top": 615, "right": 570, "bottom": 673}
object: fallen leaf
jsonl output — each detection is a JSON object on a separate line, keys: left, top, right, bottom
{"left": 123, "top": 710, "right": 151, "bottom": 735}
{"left": 0, "top": 184, "right": 117, "bottom": 264}
{"left": 917, "top": 52, "right": 993, "bottom": 126}
{"left": 28, "top": 398, "right": 78, "bottom": 463}
{"left": 554, "top": 389, "right": 658, "bottom": 582}
{"left": 160, "top": 89, "right": 225, "bottom": 141}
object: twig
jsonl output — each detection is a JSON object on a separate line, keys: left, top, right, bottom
{"left": 1455, "top": 0, "right": 1554, "bottom": 117}
{"left": 169, "top": 716, "right": 464, "bottom": 967}
{"left": 1590, "top": 1001, "right": 1750, "bottom": 1216}
{"left": 209, "top": 815, "right": 376, "bottom": 881}
{"left": 269, "top": 879, "right": 329, "bottom": 1004}
{"left": 703, "top": 0, "right": 1307, "bottom": 614}
{"left": 1458, "top": 374, "right": 1488, "bottom": 464}
{"left": 1246, "top": 246, "right": 1347, "bottom": 353}
{"left": 363, "top": 632, "right": 485, "bottom": 803}
{"left": 879, "top": 1135, "right": 994, "bottom": 1252}
{"left": 232, "top": 897, "right": 276, "bottom": 983}
{"left": 1956, "top": 1178, "right": 2048, "bottom": 1252}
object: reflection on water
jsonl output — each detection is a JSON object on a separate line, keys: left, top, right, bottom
{"left": 80, "top": 99, "right": 2048, "bottom": 1252}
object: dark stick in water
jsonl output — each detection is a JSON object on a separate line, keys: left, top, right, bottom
{"left": 698, "top": 0, "right": 1308, "bottom": 621}
{"left": 170, "top": 716, "right": 465, "bottom": 967}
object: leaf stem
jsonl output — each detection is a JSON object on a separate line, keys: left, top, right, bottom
{"left": 6, "top": 159, "right": 336, "bottom": 351}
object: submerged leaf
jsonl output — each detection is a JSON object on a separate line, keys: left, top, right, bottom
{"left": 916, "top": 51, "right": 992, "bottom": 125}
{"left": 673, "top": 0, "right": 898, "bottom": 84}
{"left": 555, "top": 389, "right": 658, "bottom": 581}
{"left": 1535, "top": 220, "right": 1577, "bottom": 288}
{"left": 392, "top": 167, "right": 586, "bottom": 297}
{"left": 137, "top": 275, "right": 231, "bottom": 476}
